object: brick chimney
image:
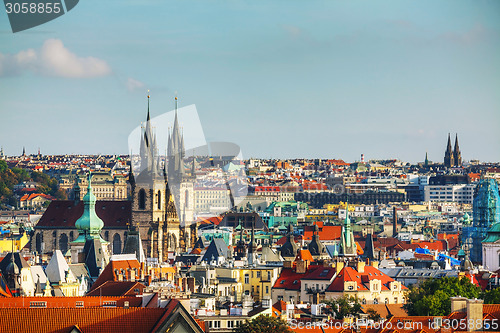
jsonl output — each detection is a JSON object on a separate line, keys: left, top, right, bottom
{"left": 187, "top": 277, "right": 195, "bottom": 293}
{"left": 466, "top": 298, "right": 483, "bottom": 332}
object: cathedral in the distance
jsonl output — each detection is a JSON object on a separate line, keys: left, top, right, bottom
{"left": 130, "top": 95, "right": 197, "bottom": 262}
{"left": 444, "top": 133, "right": 462, "bottom": 168}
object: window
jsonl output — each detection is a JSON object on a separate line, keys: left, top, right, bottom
{"left": 138, "top": 189, "right": 146, "bottom": 209}
{"left": 245, "top": 274, "right": 249, "bottom": 284}
{"left": 266, "top": 286, "right": 269, "bottom": 294}
{"left": 30, "top": 301, "right": 47, "bottom": 308}
{"left": 103, "top": 301, "right": 117, "bottom": 308}
{"left": 257, "top": 271, "right": 261, "bottom": 278}
{"left": 75, "top": 301, "right": 84, "bottom": 308}
{"left": 228, "top": 321, "right": 234, "bottom": 328}
{"left": 268, "top": 272, "right": 271, "bottom": 280}
{"left": 374, "top": 298, "right": 379, "bottom": 304}
{"left": 348, "top": 285, "right": 354, "bottom": 291}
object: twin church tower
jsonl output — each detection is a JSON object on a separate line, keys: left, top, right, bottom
{"left": 130, "top": 96, "right": 196, "bottom": 262}
{"left": 444, "top": 133, "right": 462, "bottom": 168}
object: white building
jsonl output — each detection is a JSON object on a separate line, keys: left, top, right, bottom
{"left": 423, "top": 184, "right": 475, "bottom": 204}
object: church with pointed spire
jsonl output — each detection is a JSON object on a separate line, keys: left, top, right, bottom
{"left": 130, "top": 94, "right": 197, "bottom": 261}
{"left": 444, "top": 133, "right": 462, "bottom": 168}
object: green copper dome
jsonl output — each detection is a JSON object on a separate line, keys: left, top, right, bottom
{"left": 74, "top": 174, "right": 105, "bottom": 242}
{"left": 483, "top": 222, "right": 500, "bottom": 243}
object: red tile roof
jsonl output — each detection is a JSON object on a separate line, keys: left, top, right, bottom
{"left": 273, "top": 267, "right": 318, "bottom": 291}
{"left": 86, "top": 281, "right": 145, "bottom": 297}
{"left": 90, "top": 258, "right": 142, "bottom": 291}
{"left": 303, "top": 223, "right": 342, "bottom": 241}
{"left": 295, "top": 250, "right": 314, "bottom": 262}
{"left": 20, "top": 193, "right": 55, "bottom": 201}
{"left": 0, "top": 307, "right": 167, "bottom": 333}
{"left": 302, "top": 266, "right": 336, "bottom": 280}
{"left": 0, "top": 296, "right": 142, "bottom": 308}
{"left": 326, "top": 265, "right": 407, "bottom": 292}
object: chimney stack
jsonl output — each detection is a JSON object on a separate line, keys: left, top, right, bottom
{"left": 393, "top": 207, "right": 397, "bottom": 237}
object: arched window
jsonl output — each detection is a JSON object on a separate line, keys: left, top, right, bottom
{"left": 104, "top": 231, "right": 109, "bottom": 241}
{"left": 113, "top": 233, "right": 122, "bottom": 255}
{"left": 35, "top": 233, "right": 43, "bottom": 254}
{"left": 52, "top": 231, "right": 57, "bottom": 250}
{"left": 59, "top": 234, "right": 69, "bottom": 253}
{"left": 138, "top": 189, "right": 146, "bottom": 210}
{"left": 69, "top": 231, "right": 74, "bottom": 242}
{"left": 157, "top": 190, "right": 162, "bottom": 210}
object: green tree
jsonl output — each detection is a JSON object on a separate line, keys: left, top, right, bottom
{"left": 482, "top": 287, "right": 500, "bottom": 304}
{"left": 366, "top": 308, "right": 382, "bottom": 321}
{"left": 235, "top": 315, "right": 292, "bottom": 333}
{"left": 404, "top": 277, "right": 481, "bottom": 316}
{"left": 323, "top": 295, "right": 363, "bottom": 319}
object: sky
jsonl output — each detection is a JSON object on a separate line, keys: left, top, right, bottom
{"left": 0, "top": 0, "right": 499, "bottom": 163}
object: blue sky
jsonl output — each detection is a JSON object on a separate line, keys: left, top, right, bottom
{"left": 0, "top": 0, "right": 499, "bottom": 163}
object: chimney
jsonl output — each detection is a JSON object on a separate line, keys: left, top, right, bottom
{"left": 466, "top": 298, "right": 483, "bottom": 331}
{"left": 357, "top": 261, "right": 365, "bottom": 273}
{"left": 336, "top": 261, "right": 345, "bottom": 274}
{"left": 296, "top": 260, "right": 308, "bottom": 274}
{"left": 450, "top": 297, "right": 467, "bottom": 313}
{"left": 393, "top": 207, "right": 397, "bottom": 237}
{"left": 187, "top": 277, "right": 195, "bottom": 293}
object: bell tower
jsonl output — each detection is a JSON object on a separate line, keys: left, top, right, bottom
{"left": 131, "top": 92, "right": 168, "bottom": 262}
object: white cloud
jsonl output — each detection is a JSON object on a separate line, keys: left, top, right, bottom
{"left": 0, "top": 39, "right": 111, "bottom": 78}
{"left": 126, "top": 77, "right": 145, "bottom": 92}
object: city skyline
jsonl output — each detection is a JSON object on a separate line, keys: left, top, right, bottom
{"left": 1, "top": 0, "right": 499, "bottom": 163}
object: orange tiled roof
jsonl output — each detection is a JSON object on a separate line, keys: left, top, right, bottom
{"left": 326, "top": 265, "right": 407, "bottom": 292}
{"left": 0, "top": 307, "right": 167, "bottom": 333}
{"left": 295, "top": 249, "right": 314, "bottom": 262}
{"left": 303, "top": 224, "right": 342, "bottom": 241}
{"left": 86, "top": 281, "right": 145, "bottom": 297}
{"left": 90, "top": 259, "right": 141, "bottom": 291}
{"left": 0, "top": 296, "right": 142, "bottom": 308}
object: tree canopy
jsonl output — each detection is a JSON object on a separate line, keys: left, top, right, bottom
{"left": 235, "top": 315, "right": 292, "bottom": 333}
{"left": 323, "top": 295, "right": 363, "bottom": 319}
{"left": 404, "top": 277, "right": 481, "bottom": 316}
{"left": 0, "top": 162, "right": 66, "bottom": 208}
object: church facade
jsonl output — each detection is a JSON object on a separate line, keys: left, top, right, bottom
{"left": 130, "top": 96, "right": 197, "bottom": 262}
{"left": 444, "top": 133, "right": 462, "bottom": 168}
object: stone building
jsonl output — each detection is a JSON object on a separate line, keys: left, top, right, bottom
{"left": 31, "top": 187, "right": 130, "bottom": 256}
{"left": 130, "top": 96, "right": 197, "bottom": 261}
{"left": 444, "top": 133, "right": 462, "bottom": 168}
{"left": 59, "top": 171, "right": 127, "bottom": 201}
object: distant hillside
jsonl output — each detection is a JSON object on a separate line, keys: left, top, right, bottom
{"left": 0, "top": 160, "right": 66, "bottom": 209}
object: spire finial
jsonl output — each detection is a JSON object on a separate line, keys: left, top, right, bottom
{"left": 175, "top": 93, "right": 178, "bottom": 114}
{"left": 87, "top": 171, "right": 92, "bottom": 191}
